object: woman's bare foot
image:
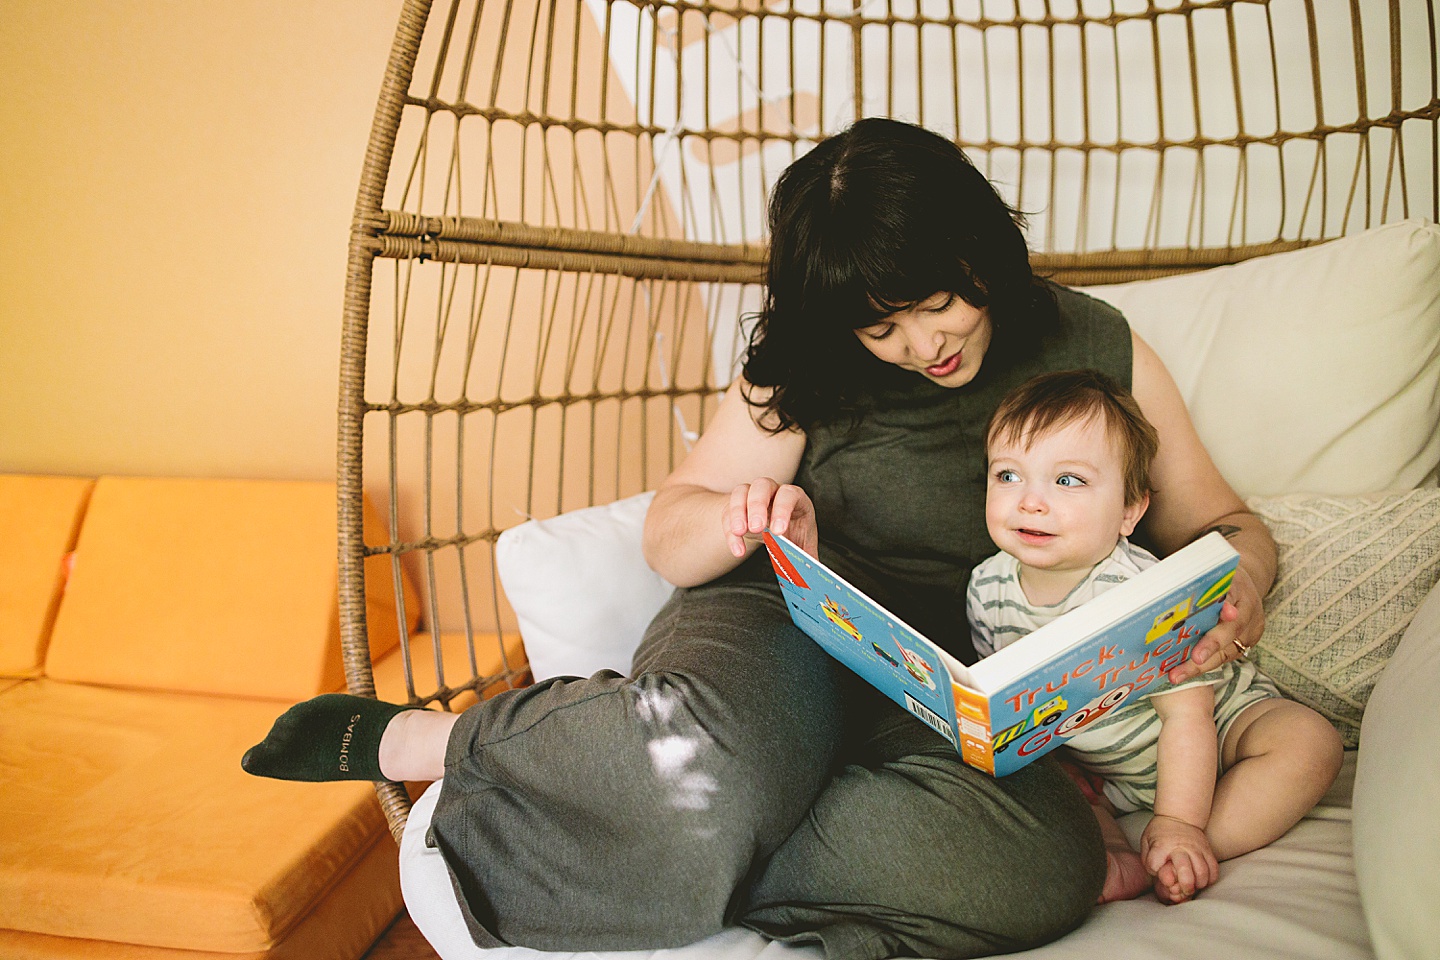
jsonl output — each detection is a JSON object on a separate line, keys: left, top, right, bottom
{"left": 1090, "top": 801, "right": 1152, "bottom": 904}
{"left": 1099, "top": 842, "right": 1153, "bottom": 903}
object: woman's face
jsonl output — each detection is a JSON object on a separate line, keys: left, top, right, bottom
{"left": 853, "top": 292, "right": 993, "bottom": 387}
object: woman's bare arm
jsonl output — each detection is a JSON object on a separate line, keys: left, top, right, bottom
{"left": 642, "top": 379, "right": 808, "bottom": 588}
{"left": 1130, "top": 330, "right": 1277, "bottom": 682}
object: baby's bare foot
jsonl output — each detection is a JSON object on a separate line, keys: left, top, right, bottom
{"left": 1098, "top": 844, "right": 1151, "bottom": 904}
{"left": 1153, "top": 862, "right": 1192, "bottom": 904}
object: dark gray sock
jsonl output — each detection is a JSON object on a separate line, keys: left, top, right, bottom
{"left": 241, "top": 693, "right": 415, "bottom": 782}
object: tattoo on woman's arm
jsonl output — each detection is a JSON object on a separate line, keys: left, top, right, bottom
{"left": 1203, "top": 524, "right": 1243, "bottom": 540}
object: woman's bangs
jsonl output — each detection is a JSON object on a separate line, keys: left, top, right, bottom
{"left": 844, "top": 242, "right": 950, "bottom": 328}
{"left": 796, "top": 238, "right": 892, "bottom": 331}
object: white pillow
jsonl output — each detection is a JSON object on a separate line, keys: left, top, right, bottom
{"left": 1354, "top": 579, "right": 1440, "bottom": 960}
{"left": 496, "top": 491, "right": 674, "bottom": 682}
{"left": 1082, "top": 220, "right": 1440, "bottom": 498}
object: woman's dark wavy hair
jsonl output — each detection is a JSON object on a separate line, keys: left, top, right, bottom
{"left": 742, "top": 117, "right": 1058, "bottom": 431}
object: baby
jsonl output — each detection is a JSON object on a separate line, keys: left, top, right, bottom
{"left": 966, "top": 370, "right": 1343, "bottom": 904}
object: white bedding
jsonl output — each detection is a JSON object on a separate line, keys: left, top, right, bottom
{"left": 402, "top": 754, "right": 1368, "bottom": 960}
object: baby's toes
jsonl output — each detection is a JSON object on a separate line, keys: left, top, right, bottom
{"left": 1153, "top": 863, "right": 1191, "bottom": 905}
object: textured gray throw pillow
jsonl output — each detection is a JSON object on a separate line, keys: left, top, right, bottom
{"left": 1246, "top": 490, "right": 1440, "bottom": 747}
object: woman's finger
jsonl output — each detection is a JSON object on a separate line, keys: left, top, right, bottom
{"left": 770, "top": 484, "right": 818, "bottom": 556}
{"left": 724, "top": 484, "right": 752, "bottom": 556}
{"left": 1167, "top": 605, "right": 1235, "bottom": 682}
{"left": 769, "top": 484, "right": 798, "bottom": 536}
{"left": 745, "top": 477, "right": 779, "bottom": 534}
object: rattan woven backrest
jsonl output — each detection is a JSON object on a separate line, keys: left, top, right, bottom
{"left": 340, "top": 0, "right": 1439, "bottom": 836}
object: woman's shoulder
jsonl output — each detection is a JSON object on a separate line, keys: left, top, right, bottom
{"left": 1044, "top": 279, "right": 1129, "bottom": 330}
{"left": 1015, "top": 280, "right": 1133, "bottom": 385}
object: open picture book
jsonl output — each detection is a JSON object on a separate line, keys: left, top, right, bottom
{"left": 762, "top": 531, "right": 1239, "bottom": 776}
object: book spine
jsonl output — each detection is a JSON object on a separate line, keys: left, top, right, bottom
{"left": 953, "top": 685, "right": 996, "bottom": 774}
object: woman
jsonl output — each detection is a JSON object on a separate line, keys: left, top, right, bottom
{"left": 243, "top": 118, "right": 1273, "bottom": 959}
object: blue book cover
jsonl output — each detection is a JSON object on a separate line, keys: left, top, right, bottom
{"left": 763, "top": 531, "right": 1239, "bottom": 776}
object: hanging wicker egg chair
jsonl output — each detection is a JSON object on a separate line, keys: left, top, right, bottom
{"left": 337, "top": 0, "right": 1439, "bottom": 840}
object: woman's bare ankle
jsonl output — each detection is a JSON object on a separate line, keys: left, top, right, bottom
{"left": 378, "top": 709, "right": 460, "bottom": 781}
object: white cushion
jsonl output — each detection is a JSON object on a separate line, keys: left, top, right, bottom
{"left": 402, "top": 757, "right": 1368, "bottom": 960}
{"left": 1245, "top": 490, "right": 1440, "bottom": 747}
{"left": 1082, "top": 220, "right": 1440, "bottom": 498}
{"left": 1354, "top": 579, "right": 1440, "bottom": 960}
{"left": 496, "top": 491, "right": 674, "bottom": 682}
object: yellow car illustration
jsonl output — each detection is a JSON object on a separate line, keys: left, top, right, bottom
{"left": 1033, "top": 694, "right": 1067, "bottom": 726}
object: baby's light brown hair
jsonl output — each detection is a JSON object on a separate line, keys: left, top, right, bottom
{"left": 986, "top": 369, "right": 1159, "bottom": 507}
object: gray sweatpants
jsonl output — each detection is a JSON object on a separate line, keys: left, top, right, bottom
{"left": 429, "top": 555, "right": 1104, "bottom": 959}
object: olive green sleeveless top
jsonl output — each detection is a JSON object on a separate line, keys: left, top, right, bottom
{"left": 794, "top": 284, "right": 1132, "bottom": 663}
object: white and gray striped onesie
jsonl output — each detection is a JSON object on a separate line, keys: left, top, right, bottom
{"left": 966, "top": 538, "right": 1279, "bottom": 812}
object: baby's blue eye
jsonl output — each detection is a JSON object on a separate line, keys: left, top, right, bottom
{"left": 997, "top": 469, "right": 1020, "bottom": 483}
{"left": 1056, "top": 474, "right": 1086, "bottom": 487}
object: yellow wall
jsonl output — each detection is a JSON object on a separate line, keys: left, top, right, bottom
{"left": 0, "top": 1, "right": 399, "bottom": 481}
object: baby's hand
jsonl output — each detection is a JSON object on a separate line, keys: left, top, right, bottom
{"left": 724, "top": 478, "right": 817, "bottom": 559}
{"left": 1141, "top": 814, "right": 1218, "bottom": 904}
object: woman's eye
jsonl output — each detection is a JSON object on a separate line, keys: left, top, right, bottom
{"left": 1056, "top": 474, "right": 1086, "bottom": 487}
{"left": 926, "top": 293, "right": 956, "bottom": 313}
{"left": 859, "top": 324, "right": 894, "bottom": 340}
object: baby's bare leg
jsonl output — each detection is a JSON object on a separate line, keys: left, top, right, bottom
{"left": 1207, "top": 699, "right": 1343, "bottom": 861}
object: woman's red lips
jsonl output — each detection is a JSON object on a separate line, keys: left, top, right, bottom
{"left": 926, "top": 351, "right": 962, "bottom": 376}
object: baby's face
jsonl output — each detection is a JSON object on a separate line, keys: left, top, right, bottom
{"left": 984, "top": 414, "right": 1146, "bottom": 581}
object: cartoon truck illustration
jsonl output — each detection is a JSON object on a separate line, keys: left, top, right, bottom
{"left": 1033, "top": 694, "right": 1067, "bottom": 726}
{"left": 1145, "top": 598, "right": 1192, "bottom": 644}
{"left": 821, "top": 596, "right": 863, "bottom": 642}
{"left": 993, "top": 694, "right": 1068, "bottom": 753}
{"left": 1195, "top": 569, "right": 1236, "bottom": 610}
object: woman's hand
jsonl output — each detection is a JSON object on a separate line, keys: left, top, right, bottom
{"left": 1167, "top": 563, "right": 1266, "bottom": 684}
{"left": 724, "top": 478, "right": 817, "bottom": 559}
{"left": 643, "top": 379, "right": 807, "bottom": 588}
{"left": 1163, "top": 567, "right": 1267, "bottom": 687}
